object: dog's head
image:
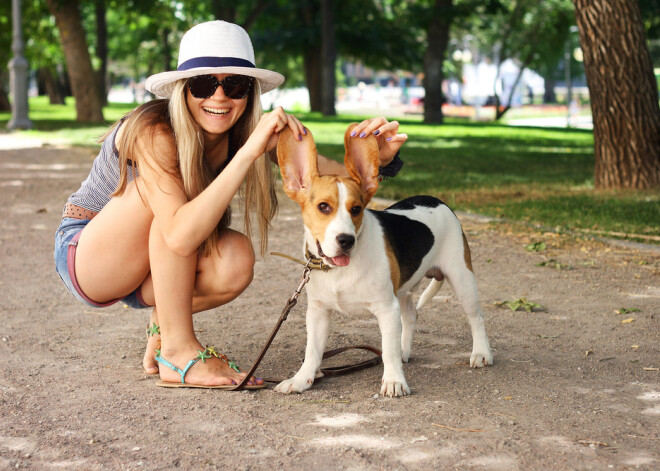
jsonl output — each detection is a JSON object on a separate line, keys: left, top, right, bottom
{"left": 277, "top": 124, "right": 380, "bottom": 267}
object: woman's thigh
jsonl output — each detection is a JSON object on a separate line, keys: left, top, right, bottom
{"left": 74, "top": 181, "right": 153, "bottom": 303}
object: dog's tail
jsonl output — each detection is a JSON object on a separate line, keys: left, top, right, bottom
{"left": 416, "top": 279, "right": 444, "bottom": 310}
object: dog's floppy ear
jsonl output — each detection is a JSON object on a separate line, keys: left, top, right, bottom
{"left": 277, "top": 126, "right": 319, "bottom": 203}
{"left": 344, "top": 123, "right": 380, "bottom": 203}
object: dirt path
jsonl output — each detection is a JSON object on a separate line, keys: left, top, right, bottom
{"left": 1, "top": 142, "right": 658, "bottom": 470}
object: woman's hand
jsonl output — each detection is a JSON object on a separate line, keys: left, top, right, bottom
{"left": 348, "top": 117, "right": 408, "bottom": 167}
{"left": 241, "top": 107, "right": 305, "bottom": 161}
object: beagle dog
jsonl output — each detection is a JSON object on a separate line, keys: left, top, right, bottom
{"left": 274, "top": 124, "right": 493, "bottom": 397}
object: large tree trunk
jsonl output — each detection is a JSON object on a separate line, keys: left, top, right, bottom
{"left": 573, "top": 0, "right": 660, "bottom": 189}
{"left": 321, "top": 0, "right": 336, "bottom": 116}
{"left": 423, "top": 0, "right": 452, "bottom": 124}
{"left": 95, "top": 0, "right": 108, "bottom": 106}
{"left": 47, "top": 0, "right": 104, "bottom": 122}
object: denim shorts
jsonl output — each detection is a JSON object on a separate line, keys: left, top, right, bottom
{"left": 54, "top": 217, "right": 151, "bottom": 309}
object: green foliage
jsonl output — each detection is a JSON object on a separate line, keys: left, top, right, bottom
{"left": 495, "top": 297, "right": 546, "bottom": 312}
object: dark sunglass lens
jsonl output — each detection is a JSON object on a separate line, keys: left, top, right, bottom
{"left": 188, "top": 75, "right": 218, "bottom": 98}
{"left": 222, "top": 76, "right": 252, "bottom": 99}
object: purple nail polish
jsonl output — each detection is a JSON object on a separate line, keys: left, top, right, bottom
{"left": 350, "top": 131, "right": 357, "bottom": 137}
{"left": 299, "top": 134, "right": 303, "bottom": 141}
{"left": 303, "top": 129, "right": 307, "bottom": 135}
{"left": 386, "top": 137, "right": 392, "bottom": 141}
{"left": 359, "top": 132, "right": 366, "bottom": 138}
{"left": 373, "top": 130, "right": 380, "bottom": 136}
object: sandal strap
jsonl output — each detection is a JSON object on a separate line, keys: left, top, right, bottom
{"left": 155, "top": 354, "right": 199, "bottom": 384}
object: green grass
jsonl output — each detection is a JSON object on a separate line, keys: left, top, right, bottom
{"left": 1, "top": 98, "right": 658, "bottom": 242}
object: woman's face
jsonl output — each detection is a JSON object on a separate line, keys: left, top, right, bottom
{"left": 185, "top": 73, "right": 250, "bottom": 137}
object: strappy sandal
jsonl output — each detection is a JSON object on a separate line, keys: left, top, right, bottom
{"left": 155, "top": 346, "right": 265, "bottom": 390}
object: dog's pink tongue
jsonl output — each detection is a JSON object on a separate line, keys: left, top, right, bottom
{"left": 331, "top": 255, "right": 350, "bottom": 267}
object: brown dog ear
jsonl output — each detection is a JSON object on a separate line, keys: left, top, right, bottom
{"left": 277, "top": 126, "right": 319, "bottom": 203}
{"left": 343, "top": 123, "right": 380, "bottom": 203}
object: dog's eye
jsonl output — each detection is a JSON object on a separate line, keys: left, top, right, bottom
{"left": 350, "top": 205, "right": 362, "bottom": 216}
{"left": 318, "top": 202, "right": 331, "bottom": 214}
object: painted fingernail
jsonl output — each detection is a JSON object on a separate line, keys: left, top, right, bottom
{"left": 386, "top": 137, "right": 393, "bottom": 141}
{"left": 350, "top": 131, "right": 357, "bottom": 137}
{"left": 359, "top": 132, "right": 366, "bottom": 138}
{"left": 373, "top": 130, "right": 380, "bottom": 136}
{"left": 303, "top": 129, "right": 307, "bottom": 135}
{"left": 299, "top": 134, "right": 303, "bottom": 141}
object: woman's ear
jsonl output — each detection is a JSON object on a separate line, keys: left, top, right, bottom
{"left": 277, "top": 127, "right": 319, "bottom": 204}
{"left": 343, "top": 123, "right": 380, "bottom": 203}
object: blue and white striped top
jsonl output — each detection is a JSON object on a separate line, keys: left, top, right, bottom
{"left": 67, "top": 122, "right": 137, "bottom": 212}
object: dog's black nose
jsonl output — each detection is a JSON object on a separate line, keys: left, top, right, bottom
{"left": 336, "top": 234, "right": 355, "bottom": 250}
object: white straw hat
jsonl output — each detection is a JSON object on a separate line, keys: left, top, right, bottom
{"left": 145, "top": 20, "right": 285, "bottom": 98}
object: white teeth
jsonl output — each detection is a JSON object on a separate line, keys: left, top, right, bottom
{"left": 203, "top": 107, "right": 229, "bottom": 115}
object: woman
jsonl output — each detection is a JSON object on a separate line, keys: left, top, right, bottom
{"left": 54, "top": 20, "right": 407, "bottom": 388}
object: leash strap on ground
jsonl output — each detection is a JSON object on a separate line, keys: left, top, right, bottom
{"left": 231, "top": 259, "right": 381, "bottom": 391}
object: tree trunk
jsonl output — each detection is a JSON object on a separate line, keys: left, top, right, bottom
{"left": 162, "top": 27, "right": 172, "bottom": 72}
{"left": 301, "top": 3, "right": 322, "bottom": 112}
{"left": 573, "top": 0, "right": 660, "bottom": 189}
{"left": 95, "top": 0, "right": 108, "bottom": 106}
{"left": 47, "top": 0, "right": 104, "bottom": 122}
{"left": 543, "top": 77, "right": 557, "bottom": 103}
{"left": 495, "top": 64, "right": 525, "bottom": 120}
{"left": 0, "top": 87, "right": 10, "bottom": 112}
{"left": 321, "top": 0, "right": 336, "bottom": 116}
{"left": 423, "top": 0, "right": 453, "bottom": 124}
{"left": 37, "top": 67, "right": 65, "bottom": 105}
{"left": 304, "top": 50, "right": 322, "bottom": 112}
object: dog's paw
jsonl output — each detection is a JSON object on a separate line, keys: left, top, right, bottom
{"left": 380, "top": 378, "right": 411, "bottom": 398}
{"left": 274, "top": 376, "right": 314, "bottom": 394}
{"left": 470, "top": 350, "right": 494, "bottom": 368}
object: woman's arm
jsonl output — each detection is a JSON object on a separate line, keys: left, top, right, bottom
{"left": 138, "top": 108, "right": 304, "bottom": 257}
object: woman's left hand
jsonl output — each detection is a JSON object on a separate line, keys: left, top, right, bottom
{"left": 348, "top": 117, "right": 408, "bottom": 167}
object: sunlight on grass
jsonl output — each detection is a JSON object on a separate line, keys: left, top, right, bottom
{"left": 1, "top": 99, "right": 656, "bottom": 241}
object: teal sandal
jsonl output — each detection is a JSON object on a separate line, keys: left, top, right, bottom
{"left": 155, "top": 346, "right": 265, "bottom": 390}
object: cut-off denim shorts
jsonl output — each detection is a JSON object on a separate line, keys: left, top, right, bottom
{"left": 54, "top": 217, "right": 151, "bottom": 309}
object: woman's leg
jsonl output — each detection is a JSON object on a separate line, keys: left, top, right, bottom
{"left": 147, "top": 221, "right": 259, "bottom": 386}
{"left": 141, "top": 228, "right": 256, "bottom": 375}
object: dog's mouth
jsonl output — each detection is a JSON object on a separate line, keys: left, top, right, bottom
{"left": 316, "top": 240, "right": 350, "bottom": 267}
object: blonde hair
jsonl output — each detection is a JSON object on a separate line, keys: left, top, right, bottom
{"left": 112, "top": 78, "right": 278, "bottom": 256}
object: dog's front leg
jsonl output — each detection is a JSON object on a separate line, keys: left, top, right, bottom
{"left": 275, "top": 303, "right": 331, "bottom": 394}
{"left": 373, "top": 301, "right": 411, "bottom": 397}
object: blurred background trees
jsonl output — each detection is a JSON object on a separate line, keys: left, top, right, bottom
{"left": 3, "top": 0, "right": 659, "bottom": 188}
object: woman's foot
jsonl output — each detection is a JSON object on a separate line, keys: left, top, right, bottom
{"left": 143, "top": 320, "right": 160, "bottom": 375}
{"left": 157, "top": 343, "right": 262, "bottom": 387}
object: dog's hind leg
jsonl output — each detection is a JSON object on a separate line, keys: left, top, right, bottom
{"left": 399, "top": 292, "right": 417, "bottom": 363}
{"left": 275, "top": 304, "right": 332, "bottom": 394}
{"left": 444, "top": 266, "right": 493, "bottom": 368}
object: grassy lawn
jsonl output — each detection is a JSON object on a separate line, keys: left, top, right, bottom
{"left": 1, "top": 97, "right": 658, "bottom": 242}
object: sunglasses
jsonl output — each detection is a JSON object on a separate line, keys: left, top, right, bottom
{"left": 187, "top": 74, "right": 254, "bottom": 100}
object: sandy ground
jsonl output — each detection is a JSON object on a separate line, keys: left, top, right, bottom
{"left": 0, "top": 139, "right": 658, "bottom": 470}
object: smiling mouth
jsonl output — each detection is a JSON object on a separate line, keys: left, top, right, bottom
{"left": 203, "top": 107, "right": 230, "bottom": 116}
{"left": 316, "top": 240, "right": 351, "bottom": 267}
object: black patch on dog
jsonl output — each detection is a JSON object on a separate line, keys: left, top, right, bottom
{"left": 369, "top": 208, "right": 435, "bottom": 286}
{"left": 386, "top": 195, "right": 444, "bottom": 211}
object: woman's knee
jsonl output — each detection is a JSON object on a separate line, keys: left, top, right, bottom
{"left": 196, "top": 230, "right": 255, "bottom": 298}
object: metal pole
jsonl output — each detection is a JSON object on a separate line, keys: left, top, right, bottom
{"left": 7, "top": 0, "right": 33, "bottom": 130}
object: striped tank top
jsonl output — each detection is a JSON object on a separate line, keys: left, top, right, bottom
{"left": 67, "top": 122, "right": 236, "bottom": 212}
{"left": 67, "top": 122, "right": 135, "bottom": 212}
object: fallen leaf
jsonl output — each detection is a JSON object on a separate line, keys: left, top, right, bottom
{"left": 621, "top": 318, "right": 635, "bottom": 324}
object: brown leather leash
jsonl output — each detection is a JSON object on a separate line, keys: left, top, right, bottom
{"left": 231, "top": 255, "right": 382, "bottom": 391}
